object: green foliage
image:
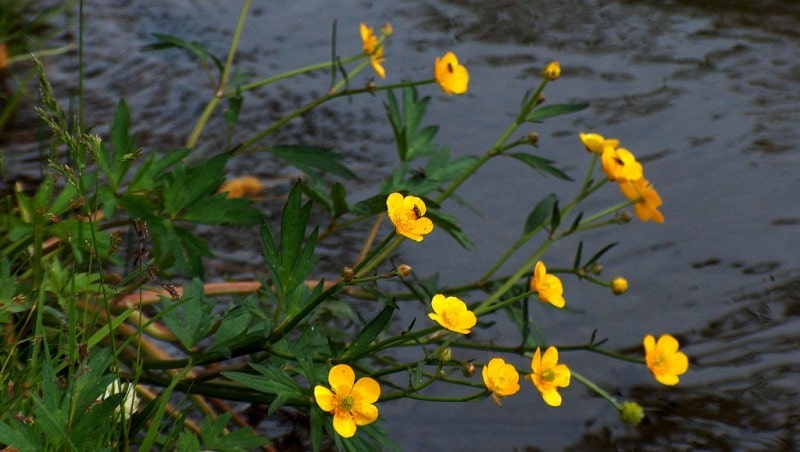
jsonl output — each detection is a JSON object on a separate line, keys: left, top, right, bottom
{"left": 160, "top": 278, "right": 217, "bottom": 350}
{"left": 1, "top": 5, "right": 675, "bottom": 451}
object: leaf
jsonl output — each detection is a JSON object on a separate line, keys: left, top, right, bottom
{"left": 426, "top": 207, "right": 474, "bottom": 250}
{"left": 222, "top": 364, "right": 304, "bottom": 413}
{"left": 526, "top": 103, "right": 589, "bottom": 122}
{"left": 267, "top": 145, "right": 355, "bottom": 179}
{"left": 160, "top": 278, "right": 216, "bottom": 349}
{"left": 331, "top": 182, "right": 348, "bottom": 217}
{"left": 550, "top": 198, "right": 562, "bottom": 231}
{"left": 163, "top": 153, "right": 228, "bottom": 216}
{"left": 507, "top": 152, "right": 572, "bottom": 181}
{"left": 341, "top": 304, "right": 395, "bottom": 360}
{"left": 583, "top": 242, "right": 618, "bottom": 268}
{"left": 144, "top": 33, "right": 224, "bottom": 74}
{"left": 523, "top": 194, "right": 557, "bottom": 235}
{"left": 349, "top": 194, "right": 386, "bottom": 216}
{"left": 179, "top": 194, "right": 261, "bottom": 225}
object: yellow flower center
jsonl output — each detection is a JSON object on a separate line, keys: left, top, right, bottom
{"left": 541, "top": 368, "right": 556, "bottom": 383}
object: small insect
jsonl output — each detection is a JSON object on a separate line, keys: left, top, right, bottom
{"left": 412, "top": 205, "right": 423, "bottom": 219}
{"left": 447, "top": 62, "right": 454, "bottom": 73}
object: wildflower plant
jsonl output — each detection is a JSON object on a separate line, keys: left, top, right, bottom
{"left": 0, "top": 2, "right": 689, "bottom": 450}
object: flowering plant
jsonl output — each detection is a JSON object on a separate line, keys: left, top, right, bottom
{"left": 0, "top": 3, "right": 687, "bottom": 451}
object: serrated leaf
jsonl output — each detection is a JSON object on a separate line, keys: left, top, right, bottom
{"left": 523, "top": 194, "right": 557, "bottom": 235}
{"left": 507, "top": 152, "right": 572, "bottom": 181}
{"left": 160, "top": 278, "right": 216, "bottom": 349}
{"left": 179, "top": 194, "right": 261, "bottom": 225}
{"left": 349, "top": 194, "right": 387, "bottom": 216}
{"left": 163, "top": 153, "right": 228, "bottom": 216}
{"left": 526, "top": 103, "right": 589, "bottom": 122}
{"left": 341, "top": 304, "right": 395, "bottom": 360}
{"left": 267, "top": 145, "right": 355, "bottom": 179}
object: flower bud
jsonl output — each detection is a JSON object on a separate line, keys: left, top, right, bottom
{"left": 461, "top": 361, "right": 476, "bottom": 377}
{"left": 341, "top": 267, "right": 355, "bottom": 282}
{"left": 397, "top": 264, "right": 412, "bottom": 277}
{"left": 611, "top": 277, "right": 628, "bottom": 295}
{"left": 587, "top": 263, "right": 603, "bottom": 275}
{"left": 542, "top": 61, "right": 561, "bottom": 81}
{"left": 619, "top": 401, "right": 645, "bottom": 425}
{"left": 439, "top": 348, "right": 453, "bottom": 363}
{"left": 527, "top": 132, "right": 539, "bottom": 147}
{"left": 619, "top": 211, "right": 633, "bottom": 223}
{"left": 380, "top": 23, "right": 394, "bottom": 37}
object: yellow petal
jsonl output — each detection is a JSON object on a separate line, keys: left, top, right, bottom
{"left": 657, "top": 334, "right": 680, "bottom": 354}
{"left": 314, "top": 385, "right": 336, "bottom": 412}
{"left": 352, "top": 377, "right": 381, "bottom": 404}
{"left": 333, "top": 410, "right": 357, "bottom": 438}
{"left": 329, "top": 364, "right": 355, "bottom": 395}
{"left": 531, "top": 347, "right": 542, "bottom": 374}
{"left": 542, "top": 346, "right": 559, "bottom": 368}
{"left": 541, "top": 388, "right": 563, "bottom": 407}
{"left": 353, "top": 402, "right": 379, "bottom": 426}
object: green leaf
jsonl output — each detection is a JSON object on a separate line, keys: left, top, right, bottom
{"left": 179, "top": 193, "right": 260, "bottom": 225}
{"left": 583, "top": 242, "right": 618, "bottom": 268}
{"left": 349, "top": 194, "right": 386, "bottom": 216}
{"left": 331, "top": 182, "right": 348, "bottom": 217}
{"left": 267, "top": 145, "right": 355, "bottom": 179}
{"left": 384, "top": 86, "right": 434, "bottom": 162}
{"left": 160, "top": 278, "right": 216, "bottom": 349}
{"left": 200, "top": 412, "right": 270, "bottom": 451}
{"left": 144, "top": 33, "right": 224, "bottom": 74}
{"left": 523, "top": 194, "right": 557, "bottom": 235}
{"left": 526, "top": 103, "right": 589, "bottom": 122}
{"left": 222, "top": 364, "right": 304, "bottom": 413}
{"left": 550, "top": 198, "right": 561, "bottom": 231}
{"left": 163, "top": 153, "right": 228, "bottom": 216}
{"left": 0, "top": 421, "right": 39, "bottom": 452}
{"left": 506, "top": 152, "right": 572, "bottom": 181}
{"left": 341, "top": 304, "right": 395, "bottom": 360}
{"left": 426, "top": 207, "right": 473, "bottom": 250}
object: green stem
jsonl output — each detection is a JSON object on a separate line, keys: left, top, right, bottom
{"left": 354, "top": 234, "right": 402, "bottom": 277}
{"left": 571, "top": 370, "right": 622, "bottom": 410}
{"left": 186, "top": 0, "right": 252, "bottom": 149}
{"left": 226, "top": 54, "right": 363, "bottom": 95}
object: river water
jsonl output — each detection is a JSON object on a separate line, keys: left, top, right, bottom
{"left": 4, "top": 1, "right": 800, "bottom": 450}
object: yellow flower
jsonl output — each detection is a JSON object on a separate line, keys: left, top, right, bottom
{"left": 526, "top": 346, "right": 570, "bottom": 407}
{"left": 386, "top": 192, "right": 434, "bottom": 242}
{"left": 619, "top": 178, "right": 665, "bottom": 223}
{"left": 644, "top": 334, "right": 688, "bottom": 386}
{"left": 428, "top": 294, "right": 477, "bottom": 334}
{"left": 219, "top": 176, "right": 262, "bottom": 198}
{"left": 314, "top": 364, "right": 381, "bottom": 438}
{"left": 579, "top": 132, "right": 619, "bottom": 154}
{"left": 360, "top": 23, "right": 386, "bottom": 79}
{"left": 601, "top": 146, "right": 643, "bottom": 181}
{"left": 482, "top": 357, "right": 520, "bottom": 406}
{"left": 530, "top": 261, "right": 565, "bottom": 308}
{"left": 542, "top": 61, "right": 561, "bottom": 81}
{"left": 434, "top": 51, "right": 469, "bottom": 95}
{"left": 611, "top": 276, "right": 628, "bottom": 295}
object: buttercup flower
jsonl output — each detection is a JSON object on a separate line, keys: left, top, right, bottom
{"left": 219, "top": 176, "right": 262, "bottom": 198}
{"left": 619, "top": 178, "right": 664, "bottom": 223}
{"left": 482, "top": 357, "right": 521, "bottom": 406}
{"left": 360, "top": 23, "right": 386, "bottom": 79}
{"left": 611, "top": 276, "right": 629, "bottom": 295}
{"left": 601, "top": 146, "right": 643, "bottom": 181}
{"left": 542, "top": 61, "right": 561, "bottom": 81}
{"left": 643, "top": 334, "right": 689, "bottom": 386}
{"left": 434, "top": 51, "right": 469, "bottom": 95}
{"left": 314, "top": 364, "right": 381, "bottom": 438}
{"left": 527, "top": 346, "right": 571, "bottom": 407}
{"left": 579, "top": 132, "right": 619, "bottom": 154}
{"left": 530, "top": 261, "right": 565, "bottom": 308}
{"left": 428, "top": 294, "right": 477, "bottom": 334}
{"left": 386, "top": 192, "right": 434, "bottom": 242}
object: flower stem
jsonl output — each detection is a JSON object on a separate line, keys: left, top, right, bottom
{"left": 571, "top": 370, "right": 622, "bottom": 411}
{"left": 186, "top": 0, "right": 252, "bottom": 149}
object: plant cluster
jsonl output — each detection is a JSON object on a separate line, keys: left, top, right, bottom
{"left": 0, "top": 2, "right": 688, "bottom": 450}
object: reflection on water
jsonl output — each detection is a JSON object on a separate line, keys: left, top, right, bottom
{"left": 2, "top": 0, "right": 799, "bottom": 449}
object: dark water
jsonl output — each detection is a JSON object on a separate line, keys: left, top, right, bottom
{"left": 4, "top": 0, "right": 800, "bottom": 450}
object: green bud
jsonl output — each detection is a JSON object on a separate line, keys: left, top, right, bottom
{"left": 619, "top": 401, "right": 645, "bottom": 425}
